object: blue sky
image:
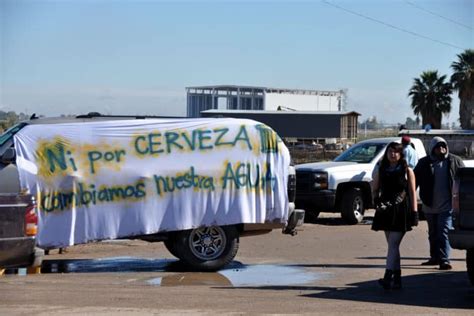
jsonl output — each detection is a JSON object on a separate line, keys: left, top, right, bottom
{"left": 1, "top": 0, "right": 472, "bottom": 124}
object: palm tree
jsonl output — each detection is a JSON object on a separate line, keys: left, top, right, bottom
{"left": 408, "top": 71, "right": 452, "bottom": 129}
{"left": 451, "top": 49, "right": 474, "bottom": 129}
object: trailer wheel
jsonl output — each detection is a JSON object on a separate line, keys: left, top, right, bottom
{"left": 341, "top": 188, "right": 365, "bottom": 224}
{"left": 173, "top": 225, "right": 239, "bottom": 271}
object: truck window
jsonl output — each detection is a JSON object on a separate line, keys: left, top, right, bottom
{"left": 0, "top": 123, "right": 26, "bottom": 147}
{"left": 334, "top": 143, "right": 385, "bottom": 163}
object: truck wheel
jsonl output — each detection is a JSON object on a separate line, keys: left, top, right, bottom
{"left": 467, "top": 249, "right": 474, "bottom": 286}
{"left": 164, "top": 237, "right": 180, "bottom": 259}
{"left": 173, "top": 225, "right": 239, "bottom": 271}
{"left": 341, "top": 188, "right": 365, "bottom": 224}
{"left": 304, "top": 210, "right": 320, "bottom": 223}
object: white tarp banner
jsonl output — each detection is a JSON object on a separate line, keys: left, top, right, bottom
{"left": 14, "top": 118, "right": 290, "bottom": 248}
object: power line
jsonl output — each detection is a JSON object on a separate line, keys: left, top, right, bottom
{"left": 405, "top": 1, "right": 472, "bottom": 30}
{"left": 322, "top": 0, "right": 465, "bottom": 50}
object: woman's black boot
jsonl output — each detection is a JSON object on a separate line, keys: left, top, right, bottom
{"left": 393, "top": 270, "right": 402, "bottom": 289}
{"left": 378, "top": 269, "right": 393, "bottom": 290}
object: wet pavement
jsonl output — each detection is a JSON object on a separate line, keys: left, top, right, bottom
{"left": 3, "top": 221, "right": 474, "bottom": 314}
{"left": 41, "top": 256, "right": 175, "bottom": 274}
{"left": 41, "top": 256, "right": 329, "bottom": 287}
{"left": 149, "top": 263, "right": 329, "bottom": 287}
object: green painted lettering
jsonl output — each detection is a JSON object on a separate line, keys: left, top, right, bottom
{"left": 45, "top": 145, "right": 68, "bottom": 173}
{"left": 87, "top": 151, "right": 102, "bottom": 174}
{"left": 135, "top": 182, "right": 146, "bottom": 198}
{"left": 221, "top": 162, "right": 239, "bottom": 189}
{"left": 134, "top": 135, "right": 149, "bottom": 154}
{"left": 256, "top": 125, "right": 279, "bottom": 153}
{"left": 165, "top": 132, "right": 183, "bottom": 153}
{"left": 148, "top": 133, "right": 164, "bottom": 154}
{"left": 236, "top": 163, "right": 247, "bottom": 187}
{"left": 233, "top": 125, "right": 252, "bottom": 150}
{"left": 198, "top": 130, "right": 213, "bottom": 150}
{"left": 181, "top": 131, "right": 197, "bottom": 150}
{"left": 214, "top": 128, "right": 233, "bottom": 147}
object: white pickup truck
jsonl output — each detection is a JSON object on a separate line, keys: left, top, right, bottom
{"left": 295, "top": 137, "right": 427, "bottom": 224}
{"left": 0, "top": 114, "right": 304, "bottom": 271}
{"left": 449, "top": 167, "right": 474, "bottom": 285}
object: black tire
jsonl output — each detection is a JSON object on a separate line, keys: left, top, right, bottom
{"left": 304, "top": 210, "right": 320, "bottom": 223}
{"left": 467, "top": 249, "right": 474, "bottom": 286}
{"left": 173, "top": 225, "right": 239, "bottom": 271}
{"left": 341, "top": 188, "right": 365, "bottom": 224}
{"left": 164, "top": 237, "right": 180, "bottom": 259}
{"left": 418, "top": 204, "right": 426, "bottom": 221}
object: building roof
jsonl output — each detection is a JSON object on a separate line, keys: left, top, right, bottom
{"left": 186, "top": 85, "right": 343, "bottom": 96}
{"left": 202, "top": 109, "right": 361, "bottom": 116}
{"left": 186, "top": 85, "right": 267, "bottom": 91}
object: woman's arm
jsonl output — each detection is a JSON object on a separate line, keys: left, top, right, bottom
{"left": 372, "top": 164, "right": 380, "bottom": 201}
{"left": 407, "top": 167, "right": 417, "bottom": 212}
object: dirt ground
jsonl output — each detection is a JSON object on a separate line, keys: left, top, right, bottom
{"left": 1, "top": 211, "right": 473, "bottom": 315}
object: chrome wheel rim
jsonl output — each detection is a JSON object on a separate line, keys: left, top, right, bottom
{"left": 189, "top": 226, "right": 226, "bottom": 260}
{"left": 353, "top": 196, "right": 364, "bottom": 222}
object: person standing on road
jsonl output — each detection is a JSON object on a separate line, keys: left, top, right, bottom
{"left": 372, "top": 142, "right": 418, "bottom": 290}
{"left": 414, "top": 136, "right": 464, "bottom": 270}
{"left": 401, "top": 136, "right": 418, "bottom": 169}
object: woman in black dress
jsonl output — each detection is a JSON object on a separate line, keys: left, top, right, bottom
{"left": 372, "top": 142, "right": 418, "bottom": 289}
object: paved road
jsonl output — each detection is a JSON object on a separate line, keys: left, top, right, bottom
{"left": 1, "top": 212, "right": 473, "bottom": 315}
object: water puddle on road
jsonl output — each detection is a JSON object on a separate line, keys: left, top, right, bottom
{"left": 148, "top": 263, "right": 328, "bottom": 287}
{"left": 41, "top": 257, "right": 328, "bottom": 287}
{"left": 41, "top": 257, "right": 175, "bottom": 273}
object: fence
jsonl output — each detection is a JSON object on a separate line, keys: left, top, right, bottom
{"left": 288, "top": 147, "right": 343, "bottom": 164}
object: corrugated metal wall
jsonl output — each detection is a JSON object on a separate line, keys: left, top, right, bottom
{"left": 202, "top": 111, "right": 358, "bottom": 139}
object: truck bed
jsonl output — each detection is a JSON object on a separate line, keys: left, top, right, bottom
{"left": 0, "top": 193, "right": 41, "bottom": 269}
{"left": 449, "top": 168, "right": 474, "bottom": 250}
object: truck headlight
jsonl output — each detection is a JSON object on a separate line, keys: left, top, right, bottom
{"left": 313, "top": 172, "right": 328, "bottom": 190}
{"left": 288, "top": 173, "right": 296, "bottom": 202}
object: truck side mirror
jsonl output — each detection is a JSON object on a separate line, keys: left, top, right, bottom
{"left": 1, "top": 147, "right": 16, "bottom": 163}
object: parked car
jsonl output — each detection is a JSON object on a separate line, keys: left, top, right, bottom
{"left": 449, "top": 167, "right": 474, "bottom": 285}
{"left": 0, "top": 113, "right": 304, "bottom": 271}
{"left": 0, "top": 193, "right": 44, "bottom": 270}
{"left": 293, "top": 143, "right": 323, "bottom": 150}
{"left": 295, "top": 137, "right": 427, "bottom": 224}
{"left": 324, "top": 143, "right": 343, "bottom": 151}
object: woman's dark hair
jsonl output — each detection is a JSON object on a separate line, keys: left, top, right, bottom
{"left": 379, "top": 142, "right": 408, "bottom": 171}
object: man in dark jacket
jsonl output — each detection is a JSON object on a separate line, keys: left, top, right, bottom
{"left": 414, "top": 136, "right": 465, "bottom": 270}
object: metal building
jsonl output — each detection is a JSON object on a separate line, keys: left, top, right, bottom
{"left": 186, "top": 85, "right": 345, "bottom": 117}
{"left": 201, "top": 110, "right": 360, "bottom": 141}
